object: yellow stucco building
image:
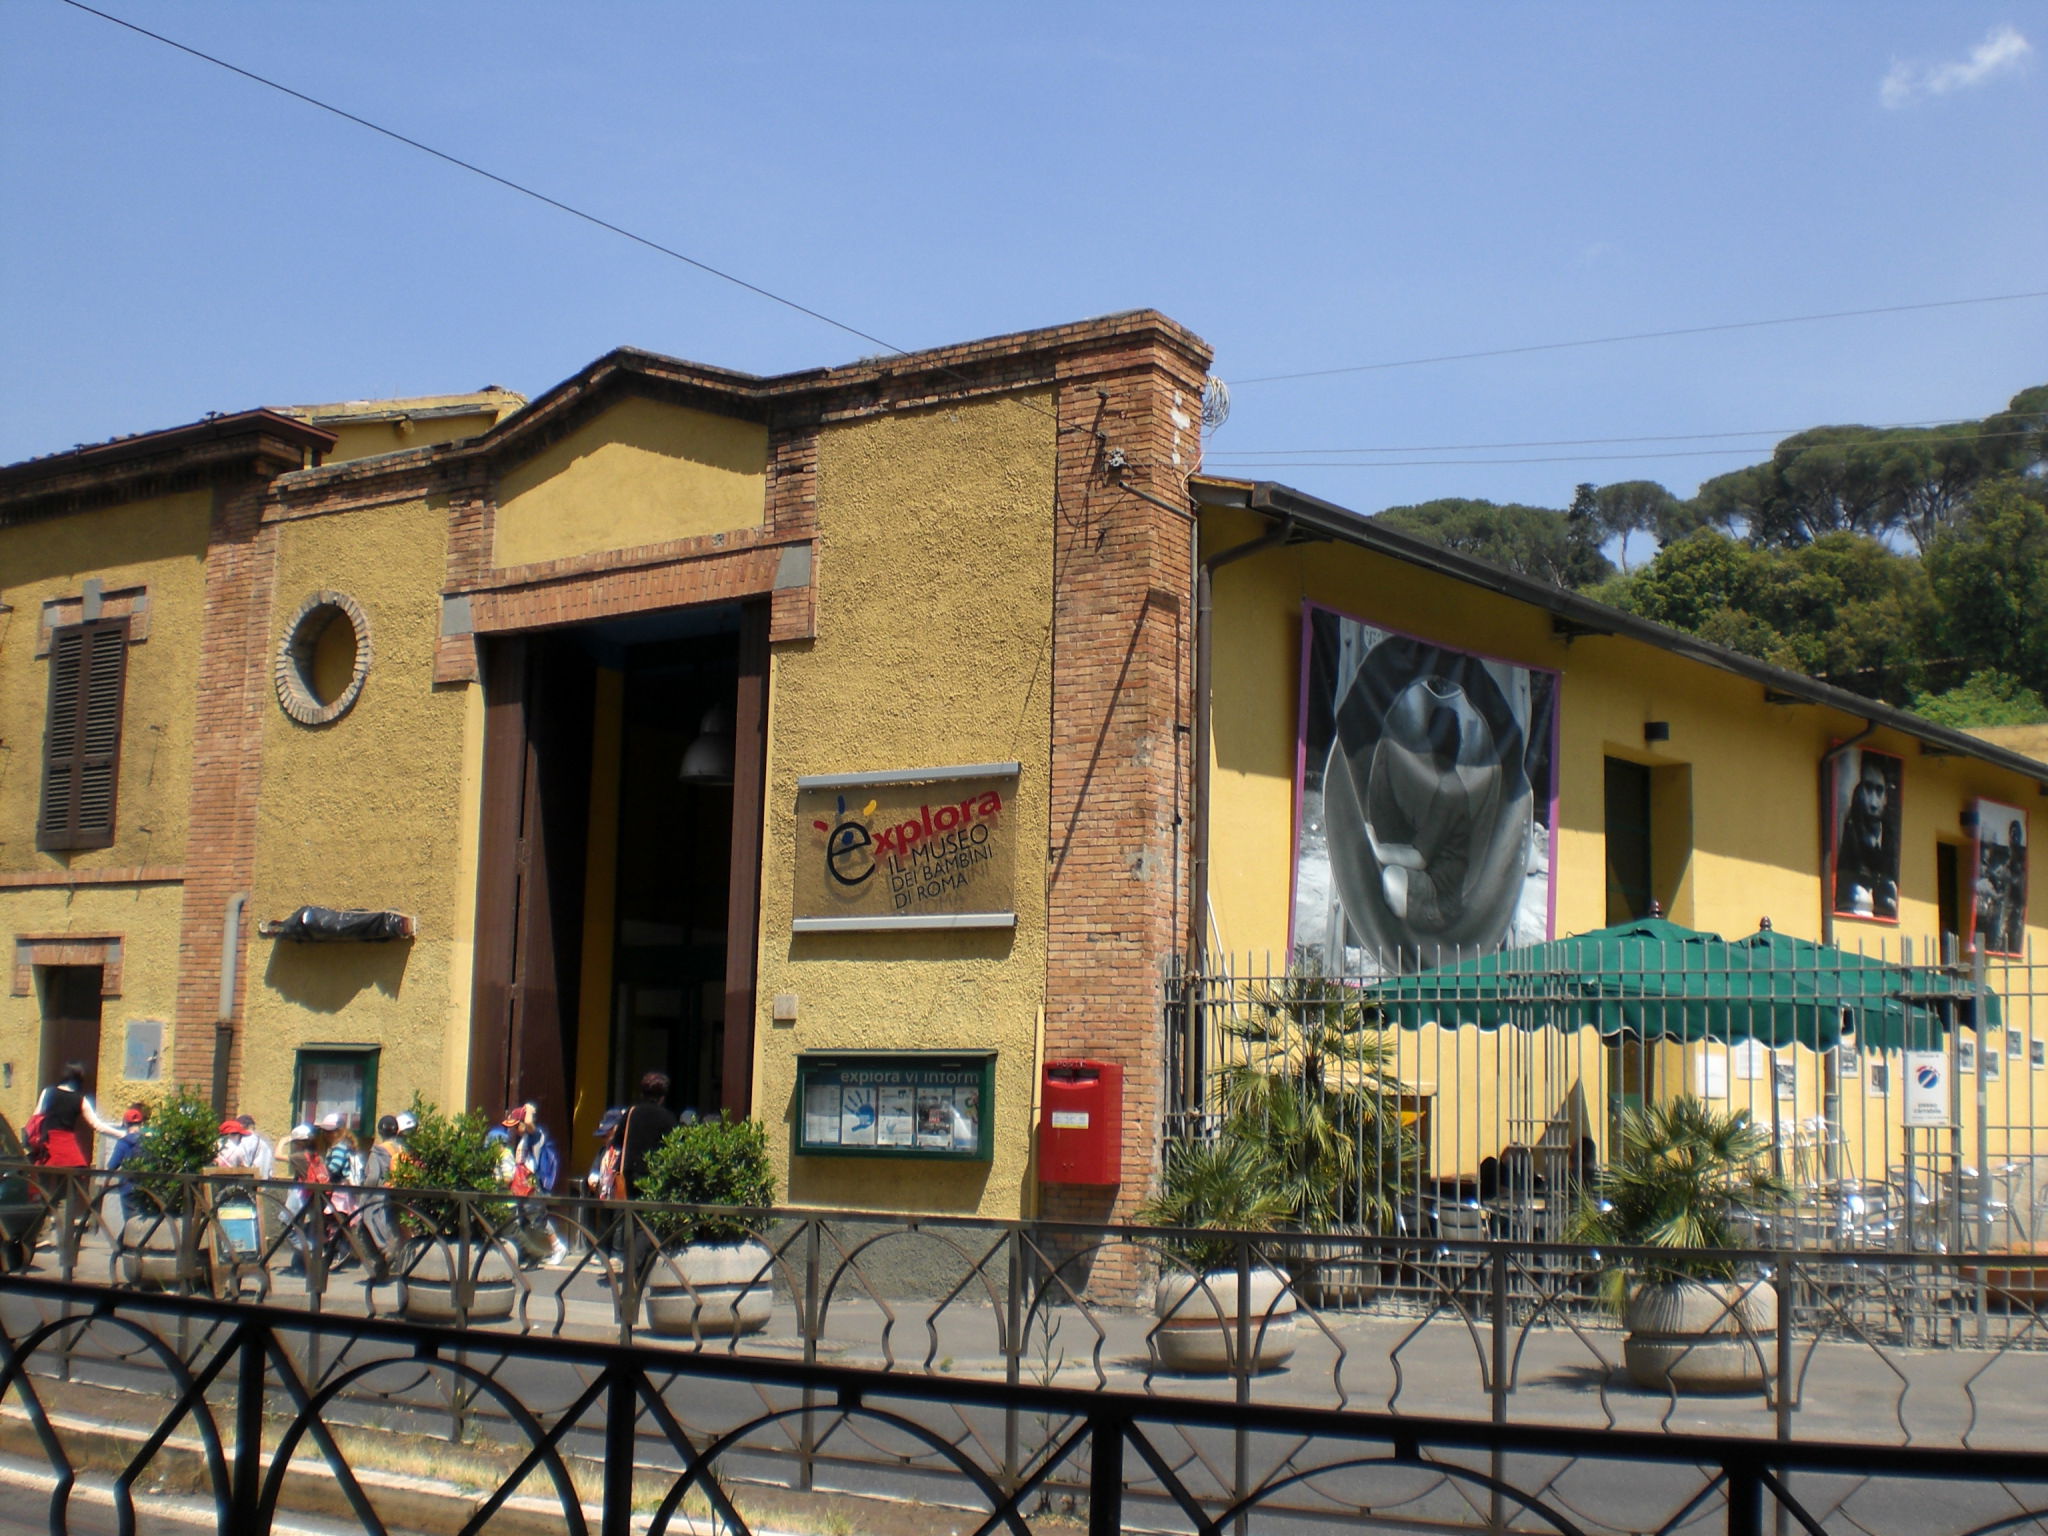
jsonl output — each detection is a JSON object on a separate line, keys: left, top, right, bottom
{"left": 1, "top": 312, "right": 2041, "bottom": 1235}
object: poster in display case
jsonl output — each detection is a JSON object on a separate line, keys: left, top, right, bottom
{"left": 795, "top": 1051, "right": 994, "bottom": 1161}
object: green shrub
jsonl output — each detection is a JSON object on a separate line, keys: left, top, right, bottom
{"left": 127, "top": 1087, "right": 222, "bottom": 1217}
{"left": 637, "top": 1115, "right": 775, "bottom": 1245}
{"left": 385, "top": 1096, "right": 505, "bottom": 1235}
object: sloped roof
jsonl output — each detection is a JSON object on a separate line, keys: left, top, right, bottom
{"left": 1190, "top": 473, "right": 2048, "bottom": 789}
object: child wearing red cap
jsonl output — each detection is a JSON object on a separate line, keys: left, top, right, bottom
{"left": 104, "top": 1104, "right": 149, "bottom": 1219}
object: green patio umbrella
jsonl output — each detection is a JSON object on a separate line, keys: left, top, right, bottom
{"left": 1366, "top": 916, "right": 1989, "bottom": 1049}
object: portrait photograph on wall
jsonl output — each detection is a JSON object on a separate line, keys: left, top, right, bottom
{"left": 1829, "top": 745, "right": 1903, "bottom": 923}
{"left": 1969, "top": 798, "right": 2029, "bottom": 958}
{"left": 1291, "top": 602, "right": 1559, "bottom": 975}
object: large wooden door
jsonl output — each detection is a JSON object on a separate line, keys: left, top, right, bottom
{"left": 38, "top": 965, "right": 104, "bottom": 1157}
{"left": 469, "top": 636, "right": 591, "bottom": 1142}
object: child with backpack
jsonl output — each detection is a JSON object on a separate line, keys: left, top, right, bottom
{"left": 502, "top": 1102, "right": 568, "bottom": 1268}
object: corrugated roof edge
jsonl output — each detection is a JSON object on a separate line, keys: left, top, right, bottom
{"left": 1189, "top": 474, "right": 2048, "bottom": 788}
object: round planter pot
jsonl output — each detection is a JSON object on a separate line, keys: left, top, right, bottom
{"left": 644, "top": 1239, "right": 775, "bottom": 1338}
{"left": 396, "top": 1237, "right": 519, "bottom": 1324}
{"left": 1288, "top": 1239, "right": 1381, "bottom": 1311}
{"left": 120, "top": 1215, "right": 205, "bottom": 1288}
{"left": 1623, "top": 1278, "right": 1777, "bottom": 1393}
{"left": 1151, "top": 1267, "right": 1297, "bottom": 1374}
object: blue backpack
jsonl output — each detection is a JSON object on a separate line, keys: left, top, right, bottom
{"left": 534, "top": 1136, "right": 561, "bottom": 1194}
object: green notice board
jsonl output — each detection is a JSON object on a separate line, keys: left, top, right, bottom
{"left": 795, "top": 1051, "right": 995, "bottom": 1161}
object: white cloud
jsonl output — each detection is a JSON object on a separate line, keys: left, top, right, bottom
{"left": 1882, "top": 24, "right": 2032, "bottom": 108}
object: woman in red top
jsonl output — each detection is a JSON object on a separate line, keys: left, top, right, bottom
{"left": 35, "top": 1062, "right": 122, "bottom": 1168}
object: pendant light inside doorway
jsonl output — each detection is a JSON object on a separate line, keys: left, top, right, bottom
{"left": 678, "top": 704, "right": 735, "bottom": 784}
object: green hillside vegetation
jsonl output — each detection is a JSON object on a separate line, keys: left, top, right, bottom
{"left": 1373, "top": 384, "right": 2048, "bottom": 728}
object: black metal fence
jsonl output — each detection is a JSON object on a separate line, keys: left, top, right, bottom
{"left": 3, "top": 1272, "right": 2045, "bottom": 1535}
{"left": 13, "top": 1169, "right": 2048, "bottom": 1453}
{"left": 1167, "top": 940, "right": 2048, "bottom": 1260}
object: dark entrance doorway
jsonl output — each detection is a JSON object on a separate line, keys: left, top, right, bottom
{"left": 470, "top": 602, "right": 767, "bottom": 1147}
{"left": 611, "top": 637, "right": 737, "bottom": 1117}
{"left": 38, "top": 965, "right": 104, "bottom": 1158}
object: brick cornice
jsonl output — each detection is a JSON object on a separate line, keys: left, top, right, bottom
{"left": 0, "top": 412, "right": 334, "bottom": 528}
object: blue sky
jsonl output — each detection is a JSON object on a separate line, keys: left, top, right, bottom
{"left": 3, "top": 3, "right": 2042, "bottom": 516}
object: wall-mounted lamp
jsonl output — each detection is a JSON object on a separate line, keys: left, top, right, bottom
{"left": 679, "top": 704, "right": 735, "bottom": 784}
{"left": 1643, "top": 721, "right": 1671, "bottom": 743}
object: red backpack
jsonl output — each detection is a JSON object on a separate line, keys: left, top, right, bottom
{"left": 20, "top": 1113, "right": 50, "bottom": 1164}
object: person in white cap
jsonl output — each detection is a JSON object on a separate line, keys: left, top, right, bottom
{"left": 281, "top": 1124, "right": 319, "bottom": 1276}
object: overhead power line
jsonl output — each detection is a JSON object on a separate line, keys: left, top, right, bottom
{"left": 1205, "top": 417, "right": 1982, "bottom": 457}
{"left": 51, "top": 0, "right": 2048, "bottom": 470}
{"left": 58, "top": 0, "right": 1120, "bottom": 445}
{"left": 1232, "top": 292, "right": 2048, "bottom": 385}
{"left": 1206, "top": 425, "right": 2044, "bottom": 471}
{"left": 57, "top": 0, "right": 910, "bottom": 359}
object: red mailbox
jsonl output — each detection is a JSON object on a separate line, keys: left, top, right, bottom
{"left": 1039, "top": 1059, "right": 1123, "bottom": 1185}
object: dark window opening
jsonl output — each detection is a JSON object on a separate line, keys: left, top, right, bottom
{"left": 1604, "top": 757, "right": 1653, "bottom": 924}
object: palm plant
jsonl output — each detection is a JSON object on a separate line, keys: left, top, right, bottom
{"left": 1572, "top": 1095, "right": 1788, "bottom": 1300}
{"left": 1135, "top": 1137, "right": 1290, "bottom": 1272}
{"left": 1218, "top": 966, "right": 1416, "bottom": 1231}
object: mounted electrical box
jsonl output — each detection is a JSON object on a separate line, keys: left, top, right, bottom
{"left": 1039, "top": 1059, "right": 1122, "bottom": 1185}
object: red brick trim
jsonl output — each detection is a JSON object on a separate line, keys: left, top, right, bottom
{"left": 0, "top": 867, "right": 181, "bottom": 891}
{"left": 35, "top": 587, "right": 152, "bottom": 655}
{"left": 1038, "top": 331, "right": 1212, "bottom": 1289}
{"left": 465, "top": 544, "right": 800, "bottom": 635}
{"left": 13, "top": 935, "right": 123, "bottom": 997}
{"left": 467, "top": 523, "right": 789, "bottom": 592}
{"left": 171, "top": 476, "right": 280, "bottom": 1095}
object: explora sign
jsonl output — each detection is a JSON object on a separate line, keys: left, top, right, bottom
{"left": 794, "top": 766, "right": 1019, "bottom": 930}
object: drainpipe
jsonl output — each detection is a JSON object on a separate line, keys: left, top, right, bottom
{"left": 1816, "top": 721, "right": 1874, "bottom": 1184}
{"left": 211, "top": 892, "right": 247, "bottom": 1113}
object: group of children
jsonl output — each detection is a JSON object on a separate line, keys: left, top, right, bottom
{"left": 49, "top": 1071, "right": 600, "bottom": 1275}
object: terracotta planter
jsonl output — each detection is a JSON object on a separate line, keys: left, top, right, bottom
{"left": 1151, "top": 1267, "right": 1297, "bottom": 1374}
{"left": 1623, "top": 1278, "right": 1777, "bottom": 1393}
{"left": 396, "top": 1237, "right": 519, "bottom": 1324}
{"left": 1961, "top": 1242, "right": 2048, "bottom": 1308}
{"left": 643, "top": 1239, "right": 775, "bottom": 1338}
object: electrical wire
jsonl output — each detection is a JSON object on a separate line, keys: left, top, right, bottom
{"left": 1232, "top": 291, "right": 2048, "bottom": 385}
{"left": 53, "top": 0, "right": 919, "bottom": 361}
{"left": 56, "top": 1, "right": 1125, "bottom": 448}
{"left": 50, "top": 0, "right": 2048, "bottom": 474}
{"left": 1209, "top": 426, "right": 2045, "bottom": 471}
{"left": 1204, "top": 417, "right": 1996, "bottom": 457}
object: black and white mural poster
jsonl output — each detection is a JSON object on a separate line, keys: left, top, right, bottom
{"left": 1291, "top": 603, "right": 1559, "bottom": 974}
{"left": 1829, "top": 745, "right": 1903, "bottom": 922}
{"left": 1970, "top": 798, "right": 2029, "bottom": 958}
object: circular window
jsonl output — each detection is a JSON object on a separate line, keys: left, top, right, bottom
{"left": 275, "top": 591, "right": 372, "bottom": 725}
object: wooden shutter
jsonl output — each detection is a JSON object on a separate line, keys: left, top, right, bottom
{"left": 38, "top": 618, "right": 128, "bottom": 851}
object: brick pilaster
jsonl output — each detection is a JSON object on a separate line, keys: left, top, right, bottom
{"left": 1041, "top": 331, "right": 1212, "bottom": 1291}
{"left": 171, "top": 475, "right": 281, "bottom": 1102}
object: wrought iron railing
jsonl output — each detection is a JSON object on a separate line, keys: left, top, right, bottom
{"left": 1167, "top": 939, "right": 2048, "bottom": 1259}
{"left": 1, "top": 1272, "right": 2044, "bottom": 1535}
{"left": 11, "top": 1170, "right": 2048, "bottom": 1460}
